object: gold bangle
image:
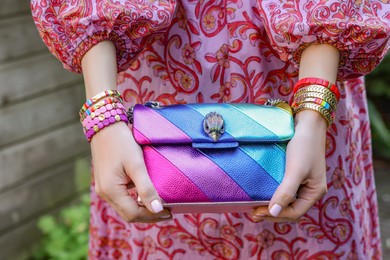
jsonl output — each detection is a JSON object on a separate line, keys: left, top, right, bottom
{"left": 292, "top": 96, "right": 337, "bottom": 111}
{"left": 295, "top": 85, "right": 337, "bottom": 101}
{"left": 293, "top": 92, "right": 338, "bottom": 110}
{"left": 293, "top": 102, "right": 334, "bottom": 127}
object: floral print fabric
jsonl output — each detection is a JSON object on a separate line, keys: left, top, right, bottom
{"left": 31, "top": 0, "right": 390, "bottom": 259}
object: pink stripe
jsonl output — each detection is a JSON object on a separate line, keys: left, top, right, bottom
{"left": 143, "top": 146, "right": 210, "bottom": 203}
{"left": 133, "top": 107, "right": 191, "bottom": 144}
{"left": 154, "top": 146, "right": 252, "bottom": 202}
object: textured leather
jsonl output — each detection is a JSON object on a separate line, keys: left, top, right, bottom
{"left": 132, "top": 103, "right": 294, "bottom": 212}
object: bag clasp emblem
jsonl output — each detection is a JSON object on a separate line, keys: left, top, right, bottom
{"left": 203, "top": 112, "right": 225, "bottom": 141}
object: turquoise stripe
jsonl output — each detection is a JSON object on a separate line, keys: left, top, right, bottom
{"left": 239, "top": 144, "right": 286, "bottom": 184}
{"left": 231, "top": 104, "right": 294, "bottom": 142}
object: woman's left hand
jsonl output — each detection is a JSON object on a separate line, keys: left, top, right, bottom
{"left": 251, "top": 109, "right": 328, "bottom": 222}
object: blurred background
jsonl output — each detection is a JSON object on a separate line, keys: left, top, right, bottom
{"left": 0, "top": 2, "right": 389, "bottom": 259}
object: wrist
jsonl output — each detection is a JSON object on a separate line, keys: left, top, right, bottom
{"left": 294, "top": 110, "right": 328, "bottom": 133}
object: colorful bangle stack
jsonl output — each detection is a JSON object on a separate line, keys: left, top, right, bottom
{"left": 292, "top": 77, "right": 339, "bottom": 127}
{"left": 79, "top": 90, "right": 128, "bottom": 142}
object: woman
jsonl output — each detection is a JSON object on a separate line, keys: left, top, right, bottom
{"left": 31, "top": 1, "right": 389, "bottom": 259}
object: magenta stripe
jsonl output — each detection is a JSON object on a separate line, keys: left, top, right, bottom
{"left": 133, "top": 106, "right": 191, "bottom": 144}
{"left": 154, "top": 146, "right": 252, "bottom": 202}
{"left": 143, "top": 146, "right": 210, "bottom": 203}
{"left": 132, "top": 127, "right": 150, "bottom": 144}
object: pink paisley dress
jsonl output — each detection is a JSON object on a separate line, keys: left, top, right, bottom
{"left": 31, "top": 0, "right": 390, "bottom": 259}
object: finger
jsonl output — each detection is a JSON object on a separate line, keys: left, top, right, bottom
{"left": 126, "top": 182, "right": 135, "bottom": 190}
{"left": 274, "top": 183, "right": 327, "bottom": 221}
{"left": 253, "top": 184, "right": 326, "bottom": 222}
{"left": 95, "top": 168, "right": 171, "bottom": 222}
{"left": 252, "top": 215, "right": 296, "bottom": 223}
{"left": 106, "top": 182, "right": 172, "bottom": 223}
{"left": 267, "top": 177, "right": 300, "bottom": 217}
{"left": 112, "top": 190, "right": 172, "bottom": 223}
{"left": 123, "top": 155, "right": 165, "bottom": 215}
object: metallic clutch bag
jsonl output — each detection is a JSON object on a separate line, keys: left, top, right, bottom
{"left": 129, "top": 101, "right": 294, "bottom": 213}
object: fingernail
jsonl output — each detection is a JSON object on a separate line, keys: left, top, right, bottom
{"left": 270, "top": 204, "right": 282, "bottom": 217}
{"left": 151, "top": 200, "right": 163, "bottom": 213}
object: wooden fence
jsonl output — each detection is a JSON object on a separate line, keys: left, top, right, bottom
{"left": 0, "top": 2, "right": 91, "bottom": 259}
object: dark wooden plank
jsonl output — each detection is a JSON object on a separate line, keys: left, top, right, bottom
{"left": 0, "top": 122, "right": 90, "bottom": 192}
{"left": 0, "top": 0, "right": 31, "bottom": 18}
{"left": 0, "top": 84, "right": 85, "bottom": 147}
{"left": 0, "top": 191, "right": 89, "bottom": 260}
{"left": 0, "top": 15, "right": 46, "bottom": 62}
{"left": 0, "top": 154, "right": 91, "bottom": 233}
{"left": 0, "top": 52, "right": 82, "bottom": 108}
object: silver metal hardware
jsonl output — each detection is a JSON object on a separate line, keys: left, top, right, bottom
{"left": 145, "top": 101, "right": 161, "bottom": 109}
{"left": 203, "top": 112, "right": 225, "bottom": 141}
{"left": 127, "top": 101, "right": 162, "bottom": 124}
{"left": 264, "top": 98, "right": 287, "bottom": 106}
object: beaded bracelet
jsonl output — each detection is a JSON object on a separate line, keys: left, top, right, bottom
{"left": 294, "top": 77, "right": 340, "bottom": 99}
{"left": 80, "top": 96, "right": 124, "bottom": 121}
{"left": 293, "top": 102, "right": 334, "bottom": 127}
{"left": 79, "top": 90, "right": 122, "bottom": 116}
{"left": 84, "top": 113, "right": 129, "bottom": 142}
{"left": 83, "top": 110, "right": 126, "bottom": 133}
{"left": 82, "top": 104, "right": 127, "bottom": 131}
{"left": 82, "top": 102, "right": 125, "bottom": 123}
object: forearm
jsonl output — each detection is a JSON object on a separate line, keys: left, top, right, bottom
{"left": 81, "top": 40, "right": 117, "bottom": 99}
{"left": 299, "top": 44, "right": 339, "bottom": 81}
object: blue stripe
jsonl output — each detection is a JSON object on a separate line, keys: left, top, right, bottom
{"left": 188, "top": 103, "right": 280, "bottom": 142}
{"left": 200, "top": 146, "right": 280, "bottom": 200}
{"left": 154, "top": 105, "right": 236, "bottom": 143}
{"left": 239, "top": 144, "right": 286, "bottom": 184}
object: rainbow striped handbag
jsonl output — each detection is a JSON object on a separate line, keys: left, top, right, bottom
{"left": 129, "top": 100, "right": 294, "bottom": 213}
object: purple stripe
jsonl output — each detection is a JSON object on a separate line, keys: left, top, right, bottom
{"left": 133, "top": 106, "right": 191, "bottom": 144}
{"left": 154, "top": 146, "right": 252, "bottom": 202}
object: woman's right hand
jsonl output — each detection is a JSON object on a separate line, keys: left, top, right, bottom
{"left": 90, "top": 121, "right": 172, "bottom": 223}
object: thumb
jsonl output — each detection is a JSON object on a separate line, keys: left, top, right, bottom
{"left": 268, "top": 177, "right": 300, "bottom": 217}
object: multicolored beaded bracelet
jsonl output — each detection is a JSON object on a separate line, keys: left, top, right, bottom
{"left": 81, "top": 102, "right": 125, "bottom": 124}
{"left": 294, "top": 77, "right": 340, "bottom": 100}
{"left": 79, "top": 89, "right": 130, "bottom": 142}
{"left": 80, "top": 96, "right": 124, "bottom": 121}
{"left": 84, "top": 113, "right": 129, "bottom": 142}
{"left": 82, "top": 106, "right": 127, "bottom": 133}
{"left": 79, "top": 90, "right": 122, "bottom": 116}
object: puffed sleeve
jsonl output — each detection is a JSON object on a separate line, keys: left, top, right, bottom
{"left": 30, "top": 0, "right": 176, "bottom": 73}
{"left": 258, "top": 0, "right": 390, "bottom": 80}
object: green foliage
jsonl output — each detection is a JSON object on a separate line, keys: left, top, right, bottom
{"left": 366, "top": 55, "right": 390, "bottom": 99}
{"left": 32, "top": 194, "right": 90, "bottom": 260}
{"left": 366, "top": 55, "right": 390, "bottom": 159}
